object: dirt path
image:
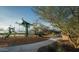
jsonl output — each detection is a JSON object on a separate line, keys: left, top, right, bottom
{"left": 0, "top": 38, "right": 59, "bottom": 52}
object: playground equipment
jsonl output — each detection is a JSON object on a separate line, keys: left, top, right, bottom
{"left": 5, "top": 25, "right": 16, "bottom": 39}
{"left": 4, "top": 17, "right": 50, "bottom": 39}
{"left": 16, "top": 18, "right": 31, "bottom": 37}
{"left": 16, "top": 18, "right": 44, "bottom": 37}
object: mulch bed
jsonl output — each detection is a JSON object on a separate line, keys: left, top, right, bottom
{"left": 0, "top": 35, "right": 49, "bottom": 47}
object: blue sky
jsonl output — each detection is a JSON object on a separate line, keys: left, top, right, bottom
{"left": 0, "top": 6, "right": 37, "bottom": 25}
{"left": 0, "top": 6, "right": 51, "bottom": 31}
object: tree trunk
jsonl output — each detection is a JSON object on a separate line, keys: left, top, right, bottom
{"left": 61, "top": 34, "right": 69, "bottom": 40}
{"left": 61, "top": 34, "right": 79, "bottom": 48}
{"left": 68, "top": 36, "right": 79, "bottom": 48}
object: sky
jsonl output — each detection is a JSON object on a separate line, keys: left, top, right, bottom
{"left": 0, "top": 6, "right": 51, "bottom": 32}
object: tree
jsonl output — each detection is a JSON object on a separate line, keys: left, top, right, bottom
{"left": 66, "top": 7, "right": 79, "bottom": 48}
{"left": 32, "top": 6, "right": 79, "bottom": 48}
{"left": 32, "top": 6, "right": 71, "bottom": 37}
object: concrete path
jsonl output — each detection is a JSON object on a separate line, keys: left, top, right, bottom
{"left": 0, "top": 38, "right": 59, "bottom": 52}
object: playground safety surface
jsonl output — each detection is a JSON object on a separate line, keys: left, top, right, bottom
{"left": 0, "top": 35, "right": 49, "bottom": 47}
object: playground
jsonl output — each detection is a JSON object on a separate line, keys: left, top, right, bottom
{"left": 0, "top": 18, "right": 52, "bottom": 47}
